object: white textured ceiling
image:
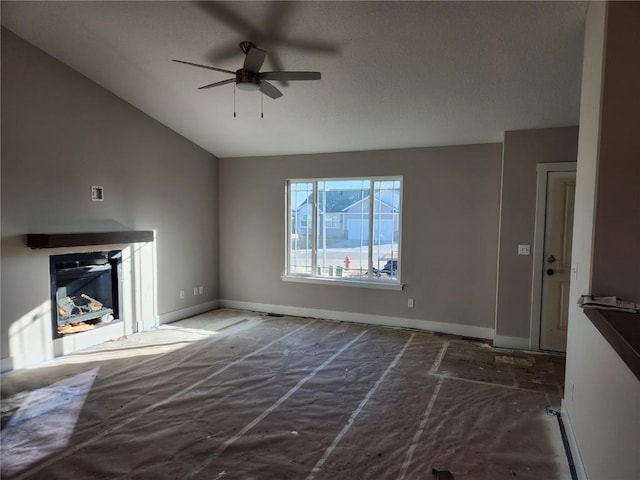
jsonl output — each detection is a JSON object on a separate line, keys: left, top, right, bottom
{"left": 1, "top": 1, "right": 587, "bottom": 158}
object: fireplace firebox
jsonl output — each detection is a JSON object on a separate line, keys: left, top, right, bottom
{"left": 50, "top": 251, "right": 122, "bottom": 338}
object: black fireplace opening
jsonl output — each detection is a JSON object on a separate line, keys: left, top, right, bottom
{"left": 50, "top": 250, "right": 123, "bottom": 338}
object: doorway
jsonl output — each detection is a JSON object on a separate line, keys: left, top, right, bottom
{"left": 530, "top": 162, "right": 577, "bottom": 352}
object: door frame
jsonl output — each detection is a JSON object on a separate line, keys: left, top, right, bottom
{"left": 529, "top": 162, "right": 577, "bottom": 351}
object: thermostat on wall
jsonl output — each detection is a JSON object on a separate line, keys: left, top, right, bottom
{"left": 91, "top": 185, "right": 104, "bottom": 201}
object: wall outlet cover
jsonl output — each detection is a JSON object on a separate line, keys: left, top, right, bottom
{"left": 517, "top": 244, "right": 531, "bottom": 255}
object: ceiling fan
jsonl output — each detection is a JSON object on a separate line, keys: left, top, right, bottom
{"left": 173, "top": 41, "right": 321, "bottom": 99}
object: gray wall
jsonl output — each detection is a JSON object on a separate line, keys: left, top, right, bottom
{"left": 219, "top": 144, "right": 502, "bottom": 333}
{"left": 1, "top": 29, "right": 219, "bottom": 366}
{"left": 564, "top": 3, "right": 640, "bottom": 479}
{"left": 590, "top": 1, "right": 640, "bottom": 302}
{"left": 495, "top": 127, "right": 579, "bottom": 344}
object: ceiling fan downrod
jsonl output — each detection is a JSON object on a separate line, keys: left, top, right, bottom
{"left": 239, "top": 41, "right": 256, "bottom": 55}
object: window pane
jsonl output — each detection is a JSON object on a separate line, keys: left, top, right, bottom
{"left": 289, "top": 182, "right": 314, "bottom": 274}
{"left": 316, "top": 180, "right": 370, "bottom": 278}
{"left": 372, "top": 180, "right": 401, "bottom": 279}
{"left": 287, "top": 177, "right": 401, "bottom": 284}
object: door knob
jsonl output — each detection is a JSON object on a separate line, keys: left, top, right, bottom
{"left": 546, "top": 268, "right": 555, "bottom": 275}
{"left": 547, "top": 255, "right": 556, "bottom": 264}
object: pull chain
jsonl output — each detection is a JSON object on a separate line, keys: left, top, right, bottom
{"left": 232, "top": 86, "right": 266, "bottom": 118}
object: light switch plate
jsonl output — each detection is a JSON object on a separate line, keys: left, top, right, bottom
{"left": 518, "top": 244, "right": 530, "bottom": 255}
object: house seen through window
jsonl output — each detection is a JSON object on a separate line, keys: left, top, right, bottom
{"left": 287, "top": 177, "right": 402, "bottom": 284}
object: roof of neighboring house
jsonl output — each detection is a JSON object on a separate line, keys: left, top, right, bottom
{"left": 296, "top": 190, "right": 399, "bottom": 213}
{"left": 342, "top": 190, "right": 400, "bottom": 213}
{"left": 297, "top": 190, "right": 367, "bottom": 213}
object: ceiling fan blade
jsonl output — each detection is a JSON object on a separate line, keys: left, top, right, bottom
{"left": 259, "top": 81, "right": 283, "bottom": 99}
{"left": 198, "top": 2, "right": 263, "bottom": 42}
{"left": 264, "top": 50, "right": 288, "bottom": 87}
{"left": 198, "top": 78, "right": 236, "bottom": 90}
{"left": 207, "top": 40, "right": 245, "bottom": 64}
{"left": 172, "top": 59, "right": 235, "bottom": 75}
{"left": 260, "top": 71, "right": 321, "bottom": 81}
{"left": 264, "top": 2, "right": 292, "bottom": 39}
{"left": 276, "top": 38, "right": 340, "bottom": 56}
{"left": 197, "top": 2, "right": 339, "bottom": 66}
{"left": 243, "top": 47, "right": 266, "bottom": 73}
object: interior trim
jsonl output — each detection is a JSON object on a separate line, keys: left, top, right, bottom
{"left": 26, "top": 231, "right": 154, "bottom": 249}
{"left": 282, "top": 275, "right": 403, "bottom": 291}
{"left": 157, "top": 300, "right": 221, "bottom": 325}
{"left": 52, "top": 321, "right": 126, "bottom": 358}
{"left": 219, "top": 299, "right": 495, "bottom": 340}
{"left": 530, "top": 161, "right": 577, "bottom": 350}
{"left": 561, "top": 399, "right": 588, "bottom": 480}
{"left": 493, "top": 334, "right": 530, "bottom": 350}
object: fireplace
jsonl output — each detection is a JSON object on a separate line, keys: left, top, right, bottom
{"left": 50, "top": 251, "right": 122, "bottom": 338}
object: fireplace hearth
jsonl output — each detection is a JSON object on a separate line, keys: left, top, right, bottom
{"left": 50, "top": 251, "right": 122, "bottom": 338}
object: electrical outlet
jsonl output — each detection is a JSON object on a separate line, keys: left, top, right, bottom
{"left": 193, "top": 287, "right": 198, "bottom": 296}
{"left": 199, "top": 286, "right": 204, "bottom": 295}
{"left": 408, "top": 298, "right": 414, "bottom": 308}
{"left": 179, "top": 290, "right": 185, "bottom": 299}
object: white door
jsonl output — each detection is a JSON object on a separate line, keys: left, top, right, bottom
{"left": 540, "top": 171, "right": 576, "bottom": 351}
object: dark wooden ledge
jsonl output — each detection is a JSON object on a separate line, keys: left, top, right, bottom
{"left": 27, "top": 231, "right": 154, "bottom": 249}
{"left": 583, "top": 307, "right": 640, "bottom": 382}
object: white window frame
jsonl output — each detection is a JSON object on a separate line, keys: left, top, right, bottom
{"left": 284, "top": 176, "right": 403, "bottom": 290}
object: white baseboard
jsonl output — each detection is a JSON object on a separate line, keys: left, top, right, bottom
{"left": 561, "top": 399, "right": 587, "bottom": 480}
{"left": 157, "top": 300, "right": 221, "bottom": 325}
{"left": 219, "top": 300, "right": 495, "bottom": 340}
{"left": 2, "top": 300, "right": 493, "bottom": 373}
{"left": 493, "top": 334, "right": 530, "bottom": 350}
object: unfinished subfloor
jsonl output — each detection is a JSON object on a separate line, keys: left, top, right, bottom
{"left": 1, "top": 309, "right": 569, "bottom": 479}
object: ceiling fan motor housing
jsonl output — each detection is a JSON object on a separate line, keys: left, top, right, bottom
{"left": 236, "top": 69, "right": 261, "bottom": 91}
{"left": 173, "top": 40, "right": 319, "bottom": 98}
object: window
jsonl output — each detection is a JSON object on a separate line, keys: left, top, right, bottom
{"left": 286, "top": 177, "right": 402, "bottom": 287}
{"left": 324, "top": 214, "right": 341, "bottom": 229}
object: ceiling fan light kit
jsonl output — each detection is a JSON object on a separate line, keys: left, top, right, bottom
{"left": 235, "top": 70, "right": 260, "bottom": 91}
{"left": 173, "top": 41, "right": 321, "bottom": 116}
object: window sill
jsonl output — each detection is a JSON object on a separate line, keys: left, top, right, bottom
{"left": 281, "top": 275, "right": 404, "bottom": 291}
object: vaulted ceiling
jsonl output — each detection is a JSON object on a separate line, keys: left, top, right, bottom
{"left": 1, "top": 1, "right": 587, "bottom": 158}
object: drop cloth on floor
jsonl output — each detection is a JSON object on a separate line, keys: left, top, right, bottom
{"left": 1, "top": 309, "right": 569, "bottom": 480}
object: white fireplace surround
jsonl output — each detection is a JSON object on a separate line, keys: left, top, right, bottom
{"left": 3, "top": 240, "right": 157, "bottom": 371}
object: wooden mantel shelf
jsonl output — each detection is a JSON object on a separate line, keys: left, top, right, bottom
{"left": 27, "top": 231, "right": 154, "bottom": 249}
{"left": 582, "top": 307, "right": 640, "bottom": 382}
